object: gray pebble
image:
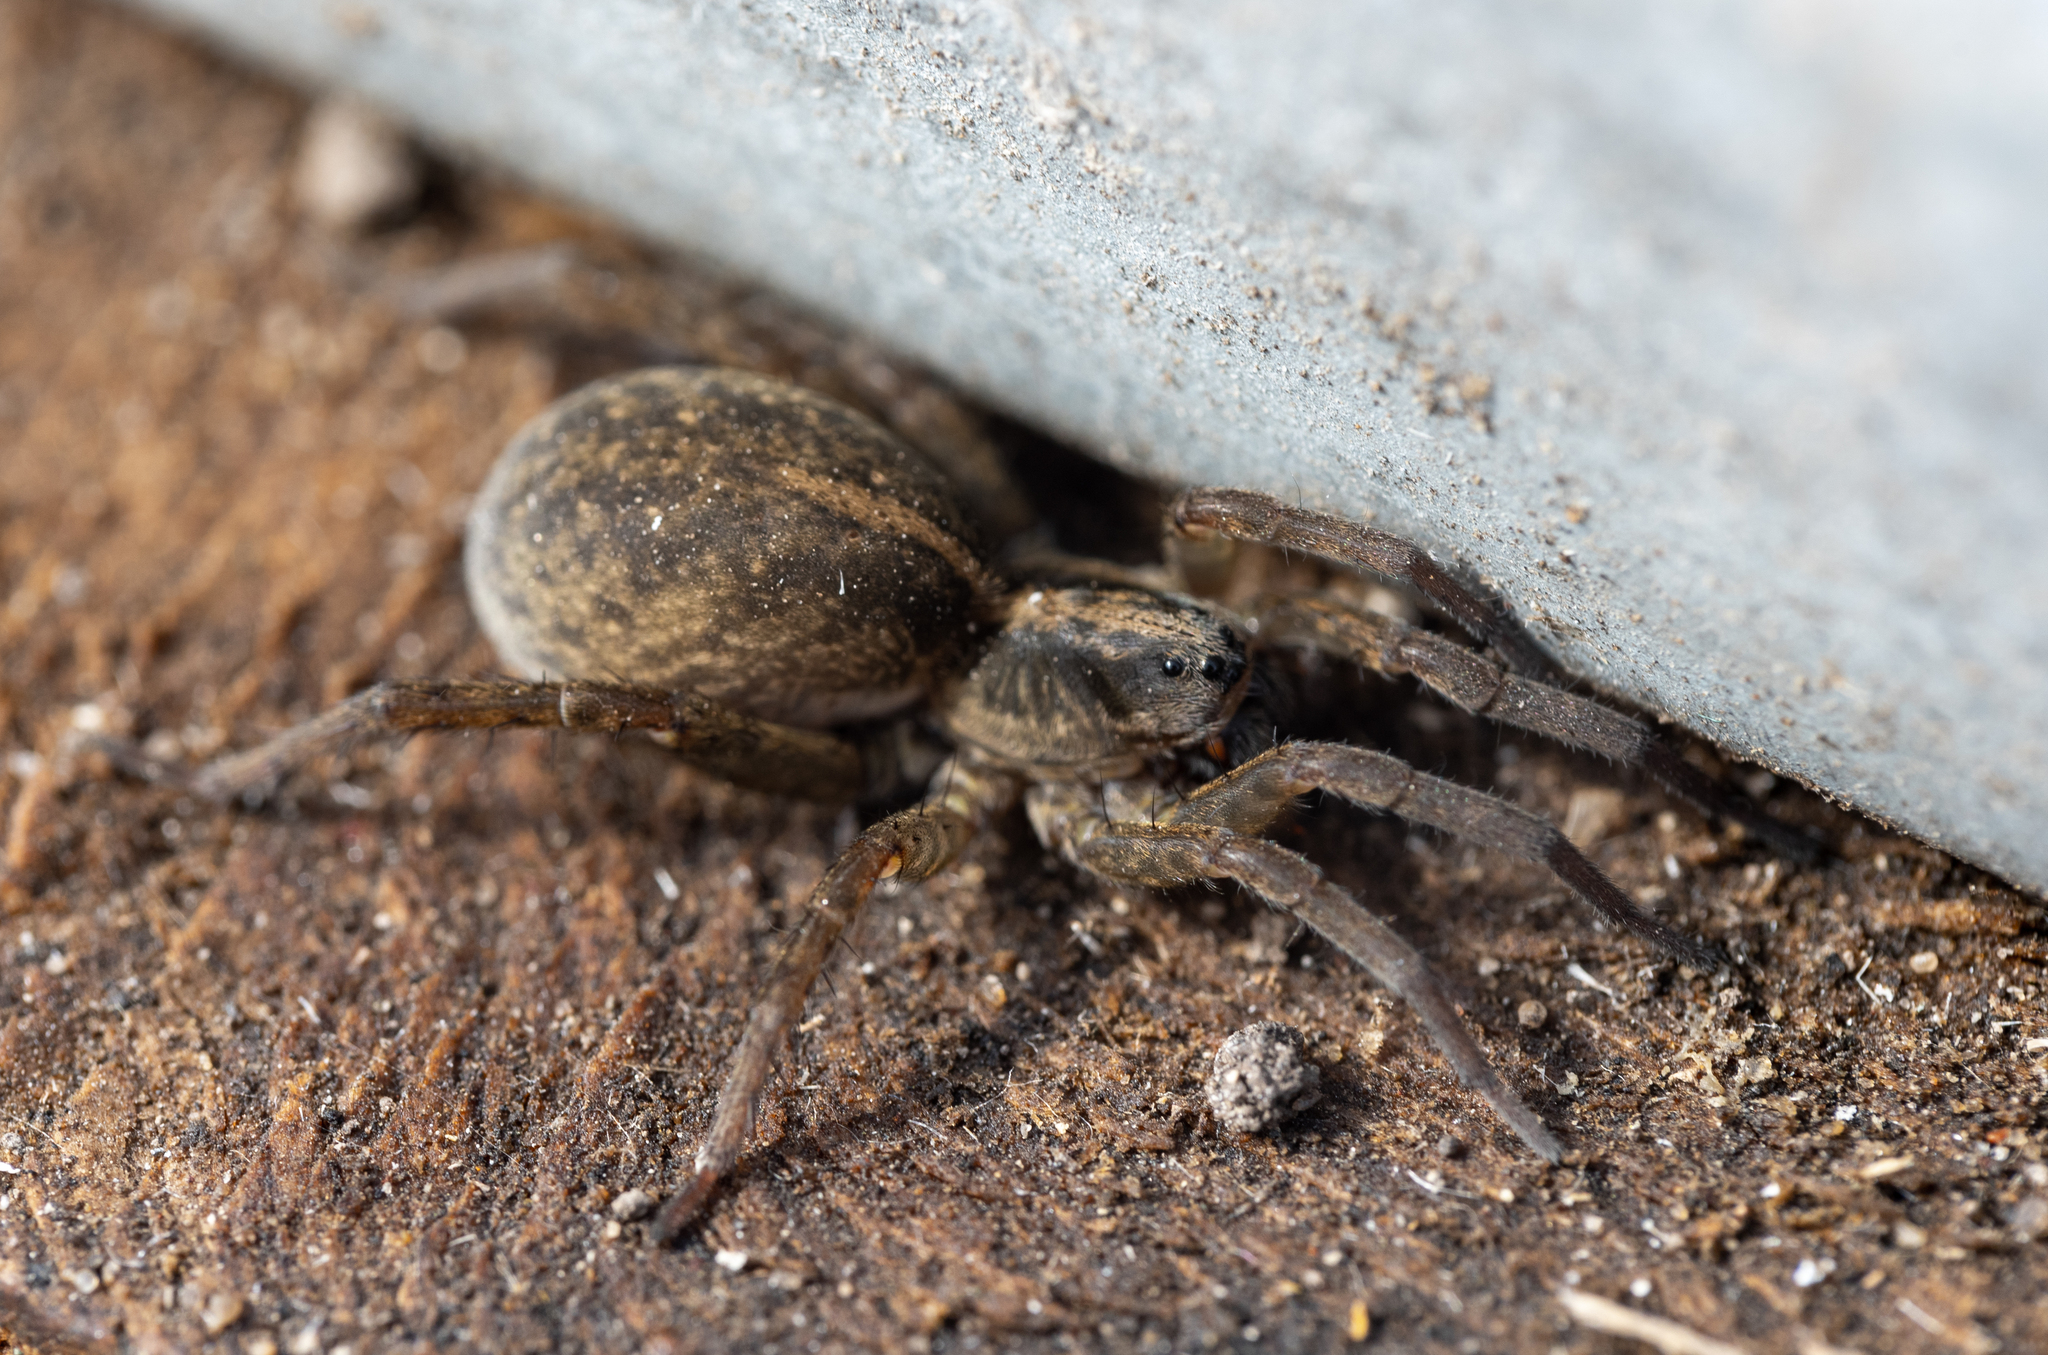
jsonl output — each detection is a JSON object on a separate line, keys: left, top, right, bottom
{"left": 1205, "top": 1021, "right": 1321, "bottom": 1134}
{"left": 609, "top": 1187, "right": 656, "bottom": 1221}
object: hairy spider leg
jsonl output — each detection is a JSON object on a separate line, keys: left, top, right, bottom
{"left": 1169, "top": 487, "right": 1555, "bottom": 679}
{"left": 159, "top": 678, "right": 876, "bottom": 803}
{"left": 1028, "top": 788, "right": 1562, "bottom": 1160}
{"left": 654, "top": 759, "right": 1014, "bottom": 1242}
{"left": 1255, "top": 595, "right": 1818, "bottom": 862}
{"left": 1172, "top": 742, "right": 1720, "bottom": 969}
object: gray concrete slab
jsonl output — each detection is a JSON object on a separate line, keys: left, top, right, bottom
{"left": 131, "top": 0, "right": 2048, "bottom": 891}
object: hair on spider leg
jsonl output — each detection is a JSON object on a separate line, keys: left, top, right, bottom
{"left": 831, "top": 929, "right": 869, "bottom": 970}
{"left": 124, "top": 366, "right": 1821, "bottom": 1234}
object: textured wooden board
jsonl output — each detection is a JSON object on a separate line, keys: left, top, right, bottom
{"left": 1, "top": 5, "right": 2044, "bottom": 1353}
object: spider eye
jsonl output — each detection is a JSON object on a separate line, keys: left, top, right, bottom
{"left": 1160, "top": 656, "right": 1187, "bottom": 678}
{"left": 1199, "top": 656, "right": 1225, "bottom": 680}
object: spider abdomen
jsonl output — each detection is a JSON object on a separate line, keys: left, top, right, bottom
{"left": 464, "top": 367, "right": 994, "bottom": 727}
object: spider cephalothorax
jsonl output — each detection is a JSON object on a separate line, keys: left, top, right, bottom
{"left": 941, "top": 586, "right": 1251, "bottom": 774}
{"left": 147, "top": 366, "right": 1815, "bottom": 1241}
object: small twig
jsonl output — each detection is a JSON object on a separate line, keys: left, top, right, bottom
{"left": 1891, "top": 1296, "right": 1993, "bottom": 1353}
{"left": 1405, "top": 1168, "right": 1443, "bottom": 1195}
{"left": 1404, "top": 1168, "right": 1480, "bottom": 1200}
{"left": 1566, "top": 962, "right": 1621, "bottom": 1000}
{"left": 1557, "top": 1289, "right": 1750, "bottom": 1355}
{"left": 1894, "top": 1298, "right": 1944, "bottom": 1336}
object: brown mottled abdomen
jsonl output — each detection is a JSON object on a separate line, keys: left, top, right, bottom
{"left": 464, "top": 368, "right": 992, "bottom": 726}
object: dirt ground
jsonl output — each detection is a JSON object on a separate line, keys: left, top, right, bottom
{"left": 2, "top": 4, "right": 2044, "bottom": 1353}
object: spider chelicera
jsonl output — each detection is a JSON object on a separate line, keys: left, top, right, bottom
{"left": 142, "top": 366, "right": 1813, "bottom": 1240}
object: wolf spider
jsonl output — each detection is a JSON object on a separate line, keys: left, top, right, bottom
{"left": 137, "top": 366, "right": 1812, "bottom": 1241}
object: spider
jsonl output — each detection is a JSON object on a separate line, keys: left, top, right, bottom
{"left": 145, "top": 366, "right": 1813, "bottom": 1243}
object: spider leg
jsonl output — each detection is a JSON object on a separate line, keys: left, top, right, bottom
{"left": 1037, "top": 801, "right": 1560, "bottom": 1160}
{"left": 1256, "top": 595, "right": 1819, "bottom": 862}
{"left": 1169, "top": 742, "right": 1721, "bottom": 969}
{"left": 651, "top": 800, "right": 977, "bottom": 1242}
{"left": 1168, "top": 487, "right": 1554, "bottom": 678}
{"left": 126, "top": 678, "right": 875, "bottom": 803}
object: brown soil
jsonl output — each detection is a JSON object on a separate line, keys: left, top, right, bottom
{"left": 2, "top": 4, "right": 2043, "bottom": 1353}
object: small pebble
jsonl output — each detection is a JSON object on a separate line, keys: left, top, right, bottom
{"left": 293, "top": 96, "right": 421, "bottom": 231}
{"left": 609, "top": 1188, "right": 656, "bottom": 1221}
{"left": 1205, "top": 1021, "right": 1321, "bottom": 1133}
{"left": 1908, "top": 951, "right": 1939, "bottom": 974}
{"left": 1562, "top": 786, "right": 1627, "bottom": 848}
{"left": 2008, "top": 1195, "right": 2048, "bottom": 1244}
{"left": 1516, "top": 999, "right": 1548, "bottom": 1029}
{"left": 714, "top": 1248, "right": 749, "bottom": 1273}
{"left": 201, "top": 1291, "right": 245, "bottom": 1335}
{"left": 415, "top": 326, "right": 468, "bottom": 374}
